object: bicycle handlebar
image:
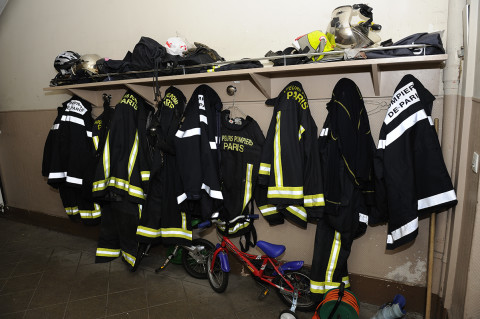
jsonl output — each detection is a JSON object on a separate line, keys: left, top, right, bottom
{"left": 198, "top": 214, "right": 259, "bottom": 229}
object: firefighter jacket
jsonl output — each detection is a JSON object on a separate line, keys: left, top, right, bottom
{"left": 136, "top": 87, "right": 193, "bottom": 245}
{"left": 175, "top": 84, "right": 223, "bottom": 220}
{"left": 92, "top": 90, "right": 154, "bottom": 205}
{"left": 217, "top": 110, "right": 266, "bottom": 237}
{"left": 258, "top": 81, "right": 324, "bottom": 228}
{"left": 375, "top": 74, "right": 457, "bottom": 249}
{"left": 44, "top": 96, "right": 94, "bottom": 189}
{"left": 318, "top": 78, "right": 375, "bottom": 235}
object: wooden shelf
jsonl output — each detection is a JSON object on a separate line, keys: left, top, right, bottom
{"left": 44, "top": 54, "right": 447, "bottom": 106}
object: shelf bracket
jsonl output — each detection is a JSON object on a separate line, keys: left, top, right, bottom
{"left": 370, "top": 64, "right": 381, "bottom": 96}
{"left": 125, "top": 84, "right": 156, "bottom": 106}
{"left": 69, "top": 88, "right": 101, "bottom": 106}
{"left": 248, "top": 73, "right": 272, "bottom": 99}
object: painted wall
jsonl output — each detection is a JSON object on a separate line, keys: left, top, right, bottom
{"left": 0, "top": 0, "right": 451, "bottom": 290}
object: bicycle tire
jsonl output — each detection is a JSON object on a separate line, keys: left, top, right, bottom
{"left": 279, "top": 309, "right": 298, "bottom": 319}
{"left": 207, "top": 252, "right": 229, "bottom": 293}
{"left": 182, "top": 238, "right": 215, "bottom": 279}
{"left": 275, "top": 266, "right": 316, "bottom": 312}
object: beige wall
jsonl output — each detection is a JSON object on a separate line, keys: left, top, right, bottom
{"left": 0, "top": 0, "right": 454, "bottom": 294}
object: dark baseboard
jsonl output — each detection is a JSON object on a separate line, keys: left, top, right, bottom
{"left": 1, "top": 206, "right": 449, "bottom": 317}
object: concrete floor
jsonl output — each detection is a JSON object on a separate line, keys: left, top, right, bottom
{"left": 0, "top": 218, "right": 422, "bottom": 319}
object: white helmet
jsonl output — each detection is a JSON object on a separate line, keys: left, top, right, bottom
{"left": 165, "top": 37, "right": 188, "bottom": 56}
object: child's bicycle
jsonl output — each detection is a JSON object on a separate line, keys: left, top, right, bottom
{"left": 155, "top": 238, "right": 215, "bottom": 279}
{"left": 198, "top": 215, "right": 315, "bottom": 318}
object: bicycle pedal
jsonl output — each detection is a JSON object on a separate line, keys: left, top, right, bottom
{"left": 258, "top": 288, "right": 269, "bottom": 300}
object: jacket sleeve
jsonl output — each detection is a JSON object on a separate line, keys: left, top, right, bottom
{"left": 302, "top": 111, "right": 325, "bottom": 219}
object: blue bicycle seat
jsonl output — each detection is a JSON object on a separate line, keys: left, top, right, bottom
{"left": 256, "top": 240, "right": 286, "bottom": 258}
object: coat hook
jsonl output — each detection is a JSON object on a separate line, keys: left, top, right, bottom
{"left": 226, "top": 85, "right": 237, "bottom": 96}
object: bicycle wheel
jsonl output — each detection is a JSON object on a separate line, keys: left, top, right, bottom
{"left": 182, "top": 238, "right": 215, "bottom": 279}
{"left": 279, "top": 309, "right": 298, "bottom": 319}
{"left": 275, "top": 266, "right": 316, "bottom": 311}
{"left": 207, "top": 252, "right": 229, "bottom": 293}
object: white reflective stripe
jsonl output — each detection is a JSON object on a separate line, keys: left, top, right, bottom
{"left": 211, "top": 212, "right": 220, "bottom": 219}
{"left": 160, "top": 229, "right": 193, "bottom": 238}
{"left": 128, "top": 132, "right": 139, "bottom": 179}
{"left": 200, "top": 115, "right": 208, "bottom": 124}
{"left": 377, "top": 139, "right": 386, "bottom": 149}
{"left": 326, "top": 231, "right": 341, "bottom": 282}
{"left": 96, "top": 249, "right": 121, "bottom": 257}
{"left": 385, "top": 109, "right": 427, "bottom": 147}
{"left": 286, "top": 206, "right": 307, "bottom": 220}
{"left": 61, "top": 115, "right": 85, "bottom": 126}
{"left": 93, "top": 136, "right": 99, "bottom": 150}
{"left": 210, "top": 141, "right": 217, "bottom": 149}
{"left": 259, "top": 206, "right": 277, "bottom": 215}
{"left": 359, "top": 213, "right": 369, "bottom": 224}
{"left": 122, "top": 251, "right": 136, "bottom": 266}
{"left": 91, "top": 211, "right": 101, "bottom": 218}
{"left": 320, "top": 128, "right": 329, "bottom": 137}
{"left": 177, "top": 193, "right": 187, "bottom": 204}
{"left": 51, "top": 124, "right": 59, "bottom": 130}
{"left": 137, "top": 227, "right": 161, "bottom": 237}
{"left": 242, "top": 164, "right": 253, "bottom": 211}
{"left": 66, "top": 176, "right": 82, "bottom": 185}
{"left": 304, "top": 196, "right": 325, "bottom": 205}
{"left": 259, "top": 164, "right": 271, "bottom": 173}
{"left": 104, "top": 133, "right": 110, "bottom": 178}
{"left": 86, "top": 131, "right": 92, "bottom": 137}
{"left": 181, "top": 212, "right": 187, "bottom": 230}
{"left": 387, "top": 217, "right": 418, "bottom": 244}
{"left": 274, "top": 111, "right": 283, "bottom": 187}
{"left": 418, "top": 190, "right": 457, "bottom": 210}
{"left": 428, "top": 116, "right": 434, "bottom": 125}
{"left": 141, "top": 171, "right": 150, "bottom": 180}
{"left": 49, "top": 172, "right": 67, "bottom": 179}
{"left": 201, "top": 183, "right": 223, "bottom": 200}
{"left": 80, "top": 211, "right": 91, "bottom": 217}
{"left": 176, "top": 128, "right": 201, "bottom": 138}
{"left": 298, "top": 125, "right": 305, "bottom": 141}
{"left": 268, "top": 189, "right": 303, "bottom": 196}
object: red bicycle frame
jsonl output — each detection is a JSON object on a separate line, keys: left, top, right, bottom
{"left": 210, "top": 234, "right": 297, "bottom": 294}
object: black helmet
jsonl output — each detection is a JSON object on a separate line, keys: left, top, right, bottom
{"left": 54, "top": 51, "right": 81, "bottom": 74}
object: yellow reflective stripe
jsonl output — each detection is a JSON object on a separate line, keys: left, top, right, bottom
{"left": 334, "top": 100, "right": 350, "bottom": 118}
{"left": 92, "top": 203, "right": 101, "bottom": 218}
{"left": 93, "top": 136, "right": 99, "bottom": 151}
{"left": 298, "top": 125, "right": 305, "bottom": 141}
{"left": 103, "top": 133, "right": 110, "bottom": 178}
{"left": 259, "top": 163, "right": 271, "bottom": 175}
{"left": 286, "top": 205, "right": 307, "bottom": 222}
{"left": 310, "top": 277, "right": 350, "bottom": 294}
{"left": 65, "top": 206, "right": 79, "bottom": 215}
{"left": 181, "top": 212, "right": 187, "bottom": 230}
{"left": 258, "top": 204, "right": 278, "bottom": 216}
{"left": 326, "top": 231, "right": 341, "bottom": 283}
{"left": 122, "top": 251, "right": 136, "bottom": 267}
{"left": 79, "top": 209, "right": 92, "bottom": 218}
{"left": 96, "top": 248, "right": 121, "bottom": 257}
{"left": 140, "top": 171, "right": 150, "bottom": 181}
{"left": 92, "top": 177, "right": 146, "bottom": 200}
{"left": 138, "top": 204, "right": 142, "bottom": 219}
{"left": 242, "top": 164, "right": 253, "bottom": 211}
{"left": 341, "top": 155, "right": 360, "bottom": 186}
{"left": 217, "top": 221, "right": 251, "bottom": 235}
{"left": 268, "top": 186, "right": 303, "bottom": 199}
{"left": 304, "top": 194, "right": 325, "bottom": 207}
{"left": 128, "top": 131, "right": 139, "bottom": 180}
{"left": 274, "top": 111, "right": 283, "bottom": 187}
{"left": 136, "top": 226, "right": 193, "bottom": 240}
